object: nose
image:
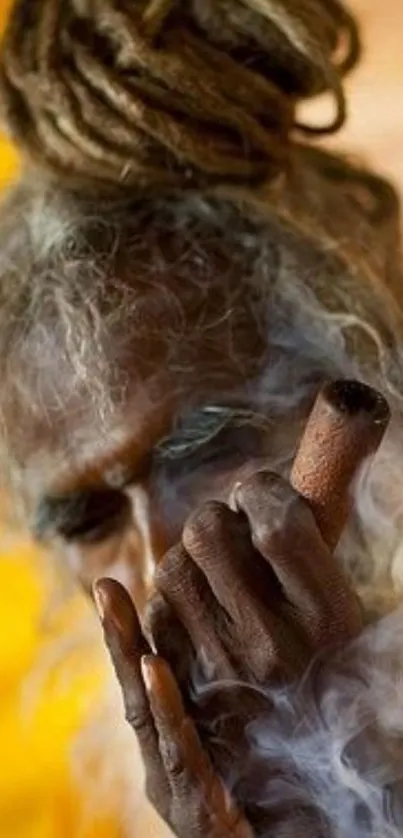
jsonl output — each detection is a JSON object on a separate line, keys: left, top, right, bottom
{"left": 127, "top": 483, "right": 170, "bottom": 594}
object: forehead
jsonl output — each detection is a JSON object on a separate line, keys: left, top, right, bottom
{"left": 20, "top": 387, "right": 176, "bottom": 508}
{"left": 18, "top": 375, "right": 253, "bottom": 512}
{"left": 4, "top": 250, "right": 263, "bottom": 509}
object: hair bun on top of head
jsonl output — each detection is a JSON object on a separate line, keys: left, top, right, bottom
{"left": 0, "top": 0, "right": 360, "bottom": 194}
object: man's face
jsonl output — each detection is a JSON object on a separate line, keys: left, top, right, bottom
{"left": 7, "top": 232, "right": 310, "bottom": 611}
{"left": 24, "top": 371, "right": 277, "bottom": 613}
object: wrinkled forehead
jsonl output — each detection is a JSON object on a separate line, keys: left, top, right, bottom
{"left": 0, "top": 238, "right": 269, "bottom": 514}
{"left": 5, "top": 330, "right": 264, "bottom": 511}
{"left": 14, "top": 383, "right": 175, "bottom": 503}
{"left": 12, "top": 371, "right": 261, "bottom": 516}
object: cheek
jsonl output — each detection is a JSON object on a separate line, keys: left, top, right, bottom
{"left": 60, "top": 528, "right": 151, "bottom": 611}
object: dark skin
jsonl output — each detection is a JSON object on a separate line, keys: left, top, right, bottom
{"left": 94, "top": 471, "right": 363, "bottom": 837}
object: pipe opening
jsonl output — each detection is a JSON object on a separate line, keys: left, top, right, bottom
{"left": 323, "top": 380, "right": 390, "bottom": 424}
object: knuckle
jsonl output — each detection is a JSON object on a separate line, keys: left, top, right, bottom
{"left": 237, "top": 470, "right": 298, "bottom": 523}
{"left": 253, "top": 637, "right": 280, "bottom": 680}
{"left": 182, "top": 500, "right": 228, "bottom": 552}
{"left": 124, "top": 702, "right": 150, "bottom": 736}
{"left": 237, "top": 469, "right": 317, "bottom": 543}
{"left": 237, "top": 469, "right": 287, "bottom": 503}
{"left": 251, "top": 518, "right": 276, "bottom": 555}
{"left": 161, "top": 738, "right": 184, "bottom": 781}
{"left": 153, "top": 545, "right": 185, "bottom": 592}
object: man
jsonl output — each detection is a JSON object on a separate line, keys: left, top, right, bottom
{"left": 0, "top": 0, "right": 403, "bottom": 835}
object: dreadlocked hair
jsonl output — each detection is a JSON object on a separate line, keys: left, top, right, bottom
{"left": 0, "top": 0, "right": 360, "bottom": 194}
{"left": 0, "top": 0, "right": 402, "bottom": 504}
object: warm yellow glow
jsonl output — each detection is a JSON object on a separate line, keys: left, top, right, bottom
{"left": 0, "top": 6, "right": 120, "bottom": 835}
{"left": 0, "top": 0, "right": 19, "bottom": 186}
{"left": 0, "top": 544, "right": 122, "bottom": 838}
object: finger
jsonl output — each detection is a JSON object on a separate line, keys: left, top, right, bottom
{"left": 233, "top": 471, "right": 362, "bottom": 646}
{"left": 154, "top": 544, "right": 236, "bottom": 681}
{"left": 145, "top": 592, "right": 270, "bottom": 784}
{"left": 142, "top": 655, "right": 253, "bottom": 838}
{"left": 144, "top": 591, "right": 195, "bottom": 696}
{"left": 93, "top": 578, "right": 171, "bottom": 816}
{"left": 183, "top": 500, "right": 280, "bottom": 611}
{"left": 183, "top": 500, "right": 303, "bottom": 680}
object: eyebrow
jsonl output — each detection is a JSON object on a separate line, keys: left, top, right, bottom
{"left": 32, "top": 439, "right": 155, "bottom": 539}
{"left": 154, "top": 404, "right": 264, "bottom": 460}
{"left": 35, "top": 403, "right": 265, "bottom": 536}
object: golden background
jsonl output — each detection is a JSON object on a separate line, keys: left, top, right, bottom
{"left": 0, "top": 8, "right": 122, "bottom": 836}
{"left": 0, "top": 1, "right": 402, "bottom": 837}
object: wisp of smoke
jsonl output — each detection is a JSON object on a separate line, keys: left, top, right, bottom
{"left": 191, "top": 608, "right": 403, "bottom": 837}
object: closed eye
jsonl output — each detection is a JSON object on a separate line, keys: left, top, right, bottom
{"left": 35, "top": 488, "right": 131, "bottom": 544}
{"left": 152, "top": 422, "right": 263, "bottom": 477}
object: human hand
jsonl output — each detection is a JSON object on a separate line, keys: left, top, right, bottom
{"left": 94, "top": 577, "right": 254, "bottom": 838}
{"left": 145, "top": 471, "right": 363, "bottom": 833}
{"left": 94, "top": 466, "right": 363, "bottom": 837}
{"left": 93, "top": 499, "right": 338, "bottom": 838}
{"left": 105, "top": 379, "right": 387, "bottom": 836}
{"left": 150, "top": 470, "right": 363, "bottom": 687}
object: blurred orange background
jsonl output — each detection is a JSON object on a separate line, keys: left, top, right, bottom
{"left": 0, "top": 8, "right": 119, "bottom": 838}
{"left": 330, "top": 0, "right": 403, "bottom": 194}
{"left": 0, "top": 2, "right": 402, "bottom": 837}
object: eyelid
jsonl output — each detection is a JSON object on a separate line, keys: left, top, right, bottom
{"left": 35, "top": 488, "right": 130, "bottom": 543}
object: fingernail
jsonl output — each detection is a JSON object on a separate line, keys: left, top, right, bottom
{"left": 93, "top": 581, "right": 107, "bottom": 621}
{"left": 141, "top": 654, "right": 155, "bottom": 693}
{"left": 93, "top": 578, "right": 139, "bottom": 647}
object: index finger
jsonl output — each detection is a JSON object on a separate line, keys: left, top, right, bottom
{"left": 93, "top": 578, "right": 170, "bottom": 813}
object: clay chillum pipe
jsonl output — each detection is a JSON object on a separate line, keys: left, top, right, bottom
{"left": 290, "top": 379, "right": 390, "bottom": 550}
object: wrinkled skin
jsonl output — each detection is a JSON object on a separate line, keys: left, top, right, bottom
{"left": 95, "top": 471, "right": 363, "bottom": 837}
